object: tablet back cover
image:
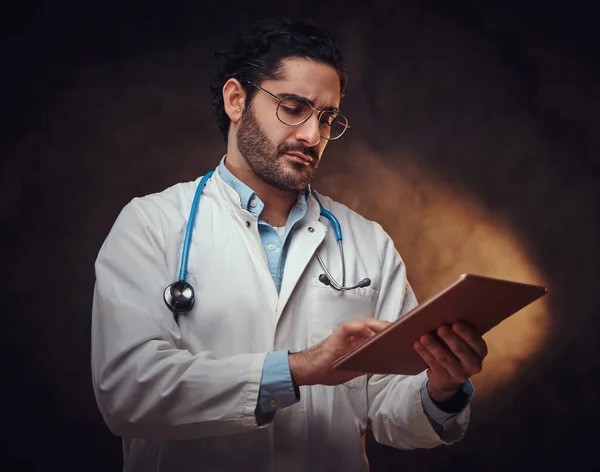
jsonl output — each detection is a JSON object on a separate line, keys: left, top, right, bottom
{"left": 331, "top": 274, "right": 547, "bottom": 375}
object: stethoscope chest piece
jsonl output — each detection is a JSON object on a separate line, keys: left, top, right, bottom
{"left": 164, "top": 280, "right": 195, "bottom": 313}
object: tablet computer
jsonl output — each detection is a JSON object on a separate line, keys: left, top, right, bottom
{"left": 331, "top": 273, "right": 547, "bottom": 375}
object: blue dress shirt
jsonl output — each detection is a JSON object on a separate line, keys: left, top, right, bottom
{"left": 217, "top": 157, "right": 473, "bottom": 431}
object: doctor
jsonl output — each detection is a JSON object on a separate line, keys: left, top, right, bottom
{"left": 91, "top": 18, "right": 488, "bottom": 472}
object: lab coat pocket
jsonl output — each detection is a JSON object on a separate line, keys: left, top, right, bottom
{"left": 308, "top": 276, "right": 379, "bottom": 347}
{"left": 340, "top": 374, "right": 368, "bottom": 391}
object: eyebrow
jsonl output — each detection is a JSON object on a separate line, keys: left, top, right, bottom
{"left": 280, "top": 92, "right": 340, "bottom": 113}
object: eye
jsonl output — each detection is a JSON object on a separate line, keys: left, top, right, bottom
{"left": 280, "top": 98, "right": 308, "bottom": 116}
{"left": 281, "top": 105, "right": 304, "bottom": 116}
{"left": 319, "top": 112, "right": 336, "bottom": 126}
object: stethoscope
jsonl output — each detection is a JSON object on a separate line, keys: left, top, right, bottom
{"left": 163, "top": 170, "right": 372, "bottom": 314}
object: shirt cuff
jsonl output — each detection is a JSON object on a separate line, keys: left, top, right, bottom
{"left": 420, "top": 378, "right": 474, "bottom": 434}
{"left": 257, "top": 350, "right": 300, "bottom": 416}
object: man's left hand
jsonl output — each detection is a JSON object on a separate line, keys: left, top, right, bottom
{"left": 414, "top": 321, "right": 488, "bottom": 403}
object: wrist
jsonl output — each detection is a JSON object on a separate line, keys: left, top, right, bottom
{"left": 427, "top": 383, "right": 462, "bottom": 404}
{"left": 427, "top": 382, "right": 470, "bottom": 413}
{"left": 288, "top": 351, "right": 308, "bottom": 387}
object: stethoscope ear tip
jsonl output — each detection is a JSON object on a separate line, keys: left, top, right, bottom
{"left": 318, "top": 274, "right": 331, "bottom": 286}
{"left": 359, "top": 278, "right": 371, "bottom": 288}
{"left": 318, "top": 273, "right": 371, "bottom": 291}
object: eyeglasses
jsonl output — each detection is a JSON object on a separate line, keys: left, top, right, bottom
{"left": 246, "top": 82, "right": 350, "bottom": 141}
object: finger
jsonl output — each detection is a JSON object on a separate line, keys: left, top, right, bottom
{"left": 420, "top": 333, "right": 468, "bottom": 382}
{"left": 414, "top": 340, "right": 446, "bottom": 373}
{"left": 362, "top": 317, "right": 392, "bottom": 333}
{"left": 340, "top": 320, "right": 378, "bottom": 340}
{"left": 340, "top": 318, "right": 390, "bottom": 338}
{"left": 436, "top": 325, "right": 482, "bottom": 375}
{"left": 451, "top": 322, "right": 488, "bottom": 358}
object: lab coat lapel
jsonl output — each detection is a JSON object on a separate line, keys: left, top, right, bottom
{"left": 277, "top": 195, "right": 326, "bottom": 318}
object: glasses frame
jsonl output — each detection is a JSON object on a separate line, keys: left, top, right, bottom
{"left": 245, "top": 81, "right": 350, "bottom": 141}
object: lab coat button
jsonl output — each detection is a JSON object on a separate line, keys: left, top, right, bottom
{"left": 269, "top": 399, "right": 279, "bottom": 409}
{"left": 246, "top": 221, "right": 251, "bottom": 227}
{"left": 267, "top": 243, "right": 276, "bottom": 251}
{"left": 308, "top": 227, "right": 315, "bottom": 233}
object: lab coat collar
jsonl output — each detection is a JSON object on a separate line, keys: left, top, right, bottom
{"left": 210, "top": 160, "right": 322, "bottom": 225}
{"left": 209, "top": 163, "right": 326, "bottom": 316}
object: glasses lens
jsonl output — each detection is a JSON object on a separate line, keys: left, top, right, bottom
{"left": 277, "top": 97, "right": 312, "bottom": 126}
{"left": 320, "top": 112, "right": 348, "bottom": 140}
{"left": 276, "top": 96, "right": 349, "bottom": 140}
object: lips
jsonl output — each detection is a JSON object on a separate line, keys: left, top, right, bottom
{"left": 284, "top": 152, "right": 314, "bottom": 165}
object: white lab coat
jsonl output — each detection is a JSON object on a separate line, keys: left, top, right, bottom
{"left": 91, "top": 165, "right": 469, "bottom": 472}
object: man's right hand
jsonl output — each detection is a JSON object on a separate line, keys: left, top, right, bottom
{"left": 288, "top": 317, "right": 391, "bottom": 387}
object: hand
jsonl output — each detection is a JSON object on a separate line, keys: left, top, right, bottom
{"left": 289, "top": 317, "right": 391, "bottom": 387}
{"left": 414, "top": 321, "right": 488, "bottom": 403}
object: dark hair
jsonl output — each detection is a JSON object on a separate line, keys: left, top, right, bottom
{"left": 210, "top": 18, "right": 348, "bottom": 142}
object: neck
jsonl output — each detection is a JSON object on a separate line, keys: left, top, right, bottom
{"left": 224, "top": 154, "right": 298, "bottom": 227}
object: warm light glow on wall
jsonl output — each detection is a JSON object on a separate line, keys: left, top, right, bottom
{"left": 318, "top": 142, "right": 550, "bottom": 406}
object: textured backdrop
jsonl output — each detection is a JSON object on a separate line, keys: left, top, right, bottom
{"left": 2, "top": 1, "right": 599, "bottom": 470}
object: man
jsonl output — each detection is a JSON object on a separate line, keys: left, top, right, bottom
{"left": 91, "top": 18, "right": 487, "bottom": 471}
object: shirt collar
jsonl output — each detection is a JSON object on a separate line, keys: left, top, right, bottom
{"left": 218, "top": 155, "right": 259, "bottom": 213}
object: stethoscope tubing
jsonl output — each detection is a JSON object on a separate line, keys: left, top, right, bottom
{"left": 165, "top": 172, "right": 370, "bottom": 314}
{"left": 179, "top": 170, "right": 215, "bottom": 281}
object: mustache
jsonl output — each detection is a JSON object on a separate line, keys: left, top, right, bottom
{"left": 277, "top": 143, "right": 319, "bottom": 161}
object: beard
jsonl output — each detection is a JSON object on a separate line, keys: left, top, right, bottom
{"left": 236, "top": 104, "right": 320, "bottom": 192}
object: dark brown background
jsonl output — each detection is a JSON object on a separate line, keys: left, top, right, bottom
{"left": 1, "top": 0, "right": 599, "bottom": 470}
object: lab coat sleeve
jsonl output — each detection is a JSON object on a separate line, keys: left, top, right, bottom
{"left": 91, "top": 198, "right": 268, "bottom": 441}
{"left": 366, "top": 223, "right": 470, "bottom": 449}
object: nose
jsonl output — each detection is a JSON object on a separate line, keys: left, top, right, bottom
{"left": 294, "top": 113, "right": 321, "bottom": 147}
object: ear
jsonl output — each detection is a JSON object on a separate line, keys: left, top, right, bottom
{"left": 223, "top": 79, "right": 247, "bottom": 124}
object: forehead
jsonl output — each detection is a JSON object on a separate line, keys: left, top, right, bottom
{"left": 264, "top": 58, "right": 341, "bottom": 109}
